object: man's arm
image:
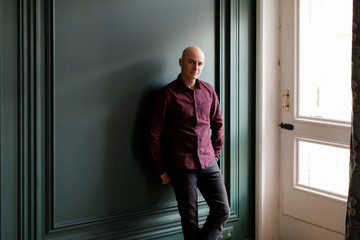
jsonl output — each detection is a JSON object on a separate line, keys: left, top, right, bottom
{"left": 147, "top": 89, "right": 170, "bottom": 182}
{"left": 210, "top": 90, "right": 224, "bottom": 160}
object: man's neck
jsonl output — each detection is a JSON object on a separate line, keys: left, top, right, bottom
{"left": 181, "top": 75, "right": 196, "bottom": 90}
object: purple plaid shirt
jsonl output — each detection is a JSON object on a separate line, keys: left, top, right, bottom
{"left": 147, "top": 74, "right": 224, "bottom": 174}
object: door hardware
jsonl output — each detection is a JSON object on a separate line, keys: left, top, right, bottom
{"left": 282, "top": 89, "right": 290, "bottom": 111}
{"left": 279, "top": 122, "right": 294, "bottom": 130}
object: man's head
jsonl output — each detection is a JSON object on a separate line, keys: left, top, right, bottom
{"left": 179, "top": 46, "right": 205, "bottom": 81}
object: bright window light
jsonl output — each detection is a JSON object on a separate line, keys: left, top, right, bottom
{"left": 297, "top": 0, "right": 353, "bottom": 123}
{"left": 297, "top": 139, "right": 350, "bottom": 197}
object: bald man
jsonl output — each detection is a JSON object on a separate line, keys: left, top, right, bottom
{"left": 147, "top": 46, "right": 230, "bottom": 240}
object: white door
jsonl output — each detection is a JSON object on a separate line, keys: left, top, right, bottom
{"left": 280, "top": 0, "right": 353, "bottom": 238}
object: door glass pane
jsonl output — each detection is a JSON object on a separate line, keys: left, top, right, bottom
{"left": 297, "top": 140, "right": 350, "bottom": 197}
{"left": 298, "top": 0, "right": 352, "bottom": 122}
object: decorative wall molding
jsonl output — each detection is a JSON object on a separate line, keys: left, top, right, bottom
{"left": 43, "top": 1, "right": 218, "bottom": 239}
{"left": 18, "top": 0, "right": 41, "bottom": 239}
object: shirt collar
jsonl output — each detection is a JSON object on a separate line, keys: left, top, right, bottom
{"left": 177, "top": 74, "right": 201, "bottom": 90}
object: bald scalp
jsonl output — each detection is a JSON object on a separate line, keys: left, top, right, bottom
{"left": 181, "top": 46, "right": 205, "bottom": 60}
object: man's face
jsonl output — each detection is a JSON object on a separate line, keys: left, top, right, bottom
{"left": 179, "top": 48, "right": 205, "bottom": 81}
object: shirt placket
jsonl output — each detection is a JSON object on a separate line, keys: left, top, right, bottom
{"left": 193, "top": 89, "right": 203, "bottom": 168}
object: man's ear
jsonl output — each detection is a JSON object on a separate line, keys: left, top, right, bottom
{"left": 179, "top": 58, "right": 182, "bottom": 67}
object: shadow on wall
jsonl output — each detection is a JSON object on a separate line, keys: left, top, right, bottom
{"left": 132, "top": 85, "right": 162, "bottom": 184}
{"left": 103, "top": 59, "right": 173, "bottom": 212}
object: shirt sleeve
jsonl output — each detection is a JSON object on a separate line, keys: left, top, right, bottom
{"left": 210, "top": 89, "right": 224, "bottom": 159}
{"left": 147, "top": 89, "right": 169, "bottom": 175}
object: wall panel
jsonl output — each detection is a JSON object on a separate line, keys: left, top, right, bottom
{"left": 0, "top": 0, "right": 19, "bottom": 239}
{"left": 47, "top": 0, "right": 217, "bottom": 238}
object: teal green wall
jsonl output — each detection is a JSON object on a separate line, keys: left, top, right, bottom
{"left": 0, "top": 0, "right": 255, "bottom": 239}
{"left": 1, "top": 0, "right": 19, "bottom": 239}
{"left": 53, "top": 0, "right": 216, "bottom": 223}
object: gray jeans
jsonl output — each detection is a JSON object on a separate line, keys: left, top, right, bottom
{"left": 170, "top": 160, "right": 230, "bottom": 240}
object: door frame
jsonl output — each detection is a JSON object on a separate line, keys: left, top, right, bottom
{"left": 256, "top": 1, "right": 350, "bottom": 239}
{"left": 255, "top": 0, "right": 281, "bottom": 239}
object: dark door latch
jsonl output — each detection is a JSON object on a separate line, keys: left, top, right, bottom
{"left": 279, "top": 123, "right": 294, "bottom": 130}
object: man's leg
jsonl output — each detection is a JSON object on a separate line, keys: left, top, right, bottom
{"left": 198, "top": 160, "right": 230, "bottom": 240}
{"left": 170, "top": 169, "right": 200, "bottom": 240}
